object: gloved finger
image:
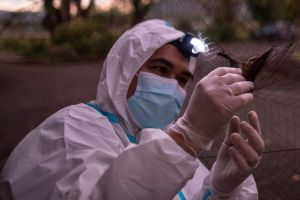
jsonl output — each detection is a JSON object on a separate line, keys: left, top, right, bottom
{"left": 229, "top": 81, "right": 254, "bottom": 96}
{"left": 219, "top": 73, "right": 246, "bottom": 85}
{"left": 230, "top": 132, "right": 261, "bottom": 167}
{"left": 230, "top": 93, "right": 254, "bottom": 111}
{"left": 218, "top": 116, "right": 241, "bottom": 160}
{"left": 247, "top": 111, "right": 262, "bottom": 135}
{"left": 224, "top": 116, "right": 240, "bottom": 145}
{"left": 208, "top": 67, "right": 242, "bottom": 77}
{"left": 228, "top": 146, "right": 251, "bottom": 178}
{"left": 240, "top": 121, "right": 265, "bottom": 157}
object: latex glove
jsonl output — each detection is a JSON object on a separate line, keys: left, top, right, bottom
{"left": 210, "top": 111, "right": 264, "bottom": 198}
{"left": 169, "top": 67, "right": 254, "bottom": 153}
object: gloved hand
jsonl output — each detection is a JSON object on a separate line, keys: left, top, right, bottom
{"left": 210, "top": 111, "right": 264, "bottom": 197}
{"left": 169, "top": 67, "right": 254, "bottom": 153}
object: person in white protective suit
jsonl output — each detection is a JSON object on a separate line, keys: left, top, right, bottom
{"left": 0, "top": 19, "right": 264, "bottom": 200}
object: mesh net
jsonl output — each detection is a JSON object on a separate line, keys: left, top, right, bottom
{"left": 149, "top": 1, "right": 300, "bottom": 199}
{"left": 191, "top": 41, "right": 300, "bottom": 200}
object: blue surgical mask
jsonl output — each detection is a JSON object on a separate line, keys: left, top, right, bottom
{"left": 126, "top": 72, "right": 186, "bottom": 129}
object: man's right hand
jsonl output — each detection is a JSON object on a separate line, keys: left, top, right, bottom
{"left": 169, "top": 67, "right": 254, "bottom": 155}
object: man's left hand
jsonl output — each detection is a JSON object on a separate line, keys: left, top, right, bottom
{"left": 210, "top": 111, "right": 265, "bottom": 196}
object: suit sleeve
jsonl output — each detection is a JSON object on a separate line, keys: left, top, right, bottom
{"left": 0, "top": 106, "right": 199, "bottom": 200}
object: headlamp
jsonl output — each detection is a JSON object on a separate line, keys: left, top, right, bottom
{"left": 170, "top": 33, "right": 209, "bottom": 58}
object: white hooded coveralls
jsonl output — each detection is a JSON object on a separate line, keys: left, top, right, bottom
{"left": 0, "top": 20, "right": 258, "bottom": 200}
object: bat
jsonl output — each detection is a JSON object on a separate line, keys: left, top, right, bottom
{"left": 217, "top": 43, "right": 295, "bottom": 86}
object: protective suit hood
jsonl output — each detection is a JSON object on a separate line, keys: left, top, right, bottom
{"left": 95, "top": 19, "right": 184, "bottom": 133}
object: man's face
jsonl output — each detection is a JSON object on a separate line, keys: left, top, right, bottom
{"left": 127, "top": 44, "right": 193, "bottom": 98}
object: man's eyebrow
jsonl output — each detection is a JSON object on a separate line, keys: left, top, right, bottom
{"left": 148, "top": 58, "right": 174, "bottom": 69}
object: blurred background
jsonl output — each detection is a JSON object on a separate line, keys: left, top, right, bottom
{"left": 0, "top": 0, "right": 299, "bottom": 199}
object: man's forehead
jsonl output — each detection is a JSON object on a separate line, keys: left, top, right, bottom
{"left": 151, "top": 44, "right": 195, "bottom": 74}
{"left": 151, "top": 44, "right": 189, "bottom": 63}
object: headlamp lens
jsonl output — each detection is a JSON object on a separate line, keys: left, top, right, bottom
{"left": 190, "top": 38, "right": 208, "bottom": 54}
{"left": 169, "top": 33, "right": 209, "bottom": 58}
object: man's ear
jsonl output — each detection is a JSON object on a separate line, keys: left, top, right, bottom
{"left": 126, "top": 73, "right": 139, "bottom": 99}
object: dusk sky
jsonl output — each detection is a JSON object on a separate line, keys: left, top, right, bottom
{"left": 0, "top": 0, "right": 112, "bottom": 12}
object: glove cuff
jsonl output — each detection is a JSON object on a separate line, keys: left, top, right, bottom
{"left": 208, "top": 186, "right": 236, "bottom": 200}
{"left": 169, "top": 115, "right": 214, "bottom": 152}
{"left": 208, "top": 162, "right": 241, "bottom": 199}
{"left": 203, "top": 188, "right": 234, "bottom": 200}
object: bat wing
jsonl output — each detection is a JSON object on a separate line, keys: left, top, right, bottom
{"left": 254, "top": 43, "right": 295, "bottom": 89}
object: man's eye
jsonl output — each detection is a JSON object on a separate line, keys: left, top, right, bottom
{"left": 176, "top": 77, "right": 189, "bottom": 87}
{"left": 153, "top": 66, "right": 169, "bottom": 76}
